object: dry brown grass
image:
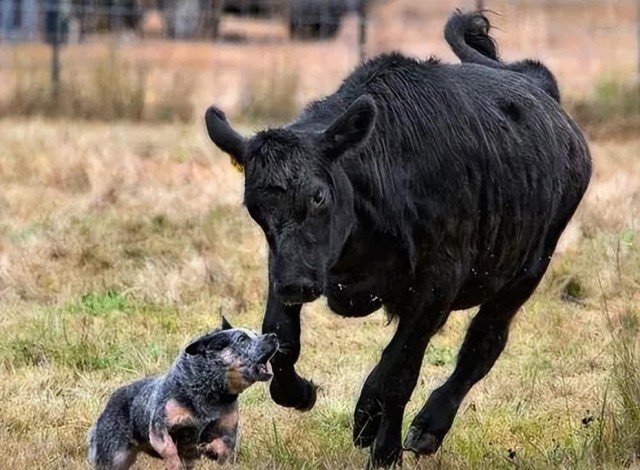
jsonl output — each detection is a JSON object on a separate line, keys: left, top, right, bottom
{"left": 0, "top": 46, "right": 195, "bottom": 122}
{"left": 567, "top": 80, "right": 640, "bottom": 140}
{"left": 0, "top": 117, "right": 638, "bottom": 468}
{"left": 239, "top": 50, "right": 302, "bottom": 125}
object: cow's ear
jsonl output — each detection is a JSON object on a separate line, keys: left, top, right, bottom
{"left": 205, "top": 106, "right": 247, "bottom": 172}
{"left": 321, "top": 95, "right": 377, "bottom": 159}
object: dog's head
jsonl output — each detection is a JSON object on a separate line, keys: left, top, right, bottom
{"left": 182, "top": 317, "right": 279, "bottom": 394}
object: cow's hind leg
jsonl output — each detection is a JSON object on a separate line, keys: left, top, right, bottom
{"left": 403, "top": 269, "right": 547, "bottom": 455}
{"left": 353, "top": 266, "right": 462, "bottom": 468}
{"left": 354, "top": 309, "right": 450, "bottom": 467}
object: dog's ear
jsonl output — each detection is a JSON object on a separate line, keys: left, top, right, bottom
{"left": 185, "top": 337, "right": 204, "bottom": 356}
{"left": 185, "top": 332, "right": 229, "bottom": 356}
{"left": 221, "top": 315, "right": 233, "bottom": 331}
{"left": 185, "top": 336, "right": 207, "bottom": 356}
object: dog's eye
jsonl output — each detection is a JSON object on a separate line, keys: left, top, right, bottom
{"left": 238, "top": 335, "right": 250, "bottom": 346}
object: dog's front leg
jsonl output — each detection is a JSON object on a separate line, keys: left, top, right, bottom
{"left": 149, "top": 424, "right": 182, "bottom": 470}
{"left": 199, "top": 405, "right": 239, "bottom": 464}
{"left": 262, "top": 251, "right": 317, "bottom": 411}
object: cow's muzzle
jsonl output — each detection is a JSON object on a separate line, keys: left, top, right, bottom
{"left": 274, "top": 279, "right": 322, "bottom": 305}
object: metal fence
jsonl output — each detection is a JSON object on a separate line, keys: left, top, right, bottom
{"left": 0, "top": 0, "right": 368, "bottom": 42}
{"left": 0, "top": 0, "right": 638, "bottom": 118}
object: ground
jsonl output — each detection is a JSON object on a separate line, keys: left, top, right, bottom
{"left": 0, "top": 0, "right": 639, "bottom": 468}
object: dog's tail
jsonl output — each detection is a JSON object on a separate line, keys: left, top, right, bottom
{"left": 444, "top": 9, "right": 561, "bottom": 103}
{"left": 86, "top": 423, "right": 98, "bottom": 467}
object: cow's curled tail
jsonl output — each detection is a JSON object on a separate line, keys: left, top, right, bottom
{"left": 444, "top": 9, "right": 561, "bottom": 103}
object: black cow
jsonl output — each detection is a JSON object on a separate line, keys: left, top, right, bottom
{"left": 204, "top": 10, "right": 592, "bottom": 467}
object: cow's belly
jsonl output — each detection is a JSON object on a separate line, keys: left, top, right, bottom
{"left": 451, "top": 263, "right": 516, "bottom": 311}
{"left": 324, "top": 274, "right": 383, "bottom": 317}
{"left": 451, "top": 278, "right": 500, "bottom": 311}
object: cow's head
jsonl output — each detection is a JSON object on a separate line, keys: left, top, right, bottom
{"left": 205, "top": 95, "right": 377, "bottom": 305}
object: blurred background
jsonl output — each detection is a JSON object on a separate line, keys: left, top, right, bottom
{"left": 0, "top": 0, "right": 638, "bottom": 127}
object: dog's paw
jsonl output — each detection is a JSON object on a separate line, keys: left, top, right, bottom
{"left": 199, "top": 438, "right": 233, "bottom": 464}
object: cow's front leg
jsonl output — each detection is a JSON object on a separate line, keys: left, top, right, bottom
{"left": 262, "top": 256, "right": 317, "bottom": 411}
{"left": 354, "top": 301, "right": 451, "bottom": 467}
{"left": 262, "top": 294, "right": 317, "bottom": 411}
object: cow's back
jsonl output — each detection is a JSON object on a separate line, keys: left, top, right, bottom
{"left": 322, "top": 54, "right": 591, "bottom": 297}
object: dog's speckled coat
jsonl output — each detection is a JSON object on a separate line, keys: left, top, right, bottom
{"left": 87, "top": 318, "right": 278, "bottom": 469}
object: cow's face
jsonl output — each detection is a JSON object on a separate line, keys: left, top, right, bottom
{"left": 205, "top": 96, "right": 377, "bottom": 305}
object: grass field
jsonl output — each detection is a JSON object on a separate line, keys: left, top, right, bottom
{"left": 0, "top": 117, "right": 638, "bottom": 468}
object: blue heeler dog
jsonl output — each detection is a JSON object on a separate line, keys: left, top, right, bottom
{"left": 87, "top": 317, "right": 278, "bottom": 469}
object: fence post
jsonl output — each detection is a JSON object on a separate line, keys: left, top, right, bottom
{"left": 52, "top": 17, "right": 61, "bottom": 98}
{"left": 637, "top": 0, "right": 640, "bottom": 83}
{"left": 358, "top": 0, "right": 367, "bottom": 63}
{"left": 46, "top": 0, "right": 62, "bottom": 98}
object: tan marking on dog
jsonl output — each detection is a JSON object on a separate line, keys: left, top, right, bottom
{"left": 163, "top": 455, "right": 183, "bottom": 470}
{"left": 149, "top": 428, "right": 181, "bottom": 470}
{"left": 226, "top": 362, "right": 251, "bottom": 394}
{"left": 164, "top": 399, "right": 194, "bottom": 426}
{"left": 220, "top": 349, "right": 252, "bottom": 394}
{"left": 217, "top": 407, "right": 239, "bottom": 431}
{"left": 202, "top": 437, "right": 233, "bottom": 464}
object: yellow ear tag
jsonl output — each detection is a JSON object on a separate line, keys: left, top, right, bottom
{"left": 230, "top": 157, "right": 244, "bottom": 173}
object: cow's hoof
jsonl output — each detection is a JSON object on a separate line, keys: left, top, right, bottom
{"left": 294, "top": 380, "right": 317, "bottom": 411}
{"left": 354, "top": 366, "right": 384, "bottom": 448}
{"left": 353, "top": 392, "right": 384, "bottom": 448}
{"left": 367, "top": 444, "right": 402, "bottom": 469}
{"left": 270, "top": 376, "right": 317, "bottom": 411}
{"left": 353, "top": 407, "right": 382, "bottom": 448}
{"left": 402, "top": 426, "right": 442, "bottom": 455}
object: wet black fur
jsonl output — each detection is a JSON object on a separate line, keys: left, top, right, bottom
{"left": 444, "top": 9, "right": 561, "bottom": 103}
{"left": 204, "top": 9, "right": 591, "bottom": 467}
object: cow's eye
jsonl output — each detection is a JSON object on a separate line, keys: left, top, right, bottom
{"left": 311, "top": 189, "right": 326, "bottom": 207}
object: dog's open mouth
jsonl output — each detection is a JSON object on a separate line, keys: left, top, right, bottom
{"left": 254, "top": 347, "right": 277, "bottom": 381}
{"left": 255, "top": 359, "right": 273, "bottom": 380}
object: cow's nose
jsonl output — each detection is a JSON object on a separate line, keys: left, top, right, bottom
{"left": 275, "top": 280, "right": 320, "bottom": 304}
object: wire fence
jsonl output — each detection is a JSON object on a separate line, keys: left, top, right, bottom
{"left": 0, "top": 0, "right": 368, "bottom": 42}
{"left": 0, "top": 0, "right": 638, "bottom": 121}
